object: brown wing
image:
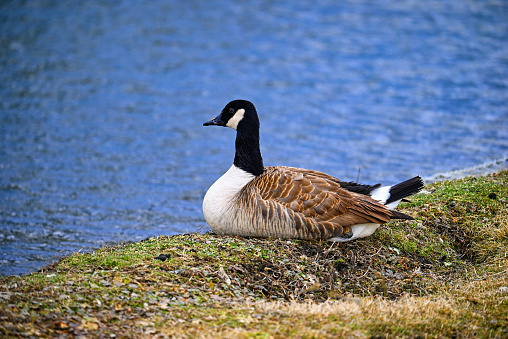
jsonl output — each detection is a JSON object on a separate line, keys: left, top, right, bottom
{"left": 242, "top": 166, "right": 392, "bottom": 240}
{"left": 283, "top": 166, "right": 343, "bottom": 182}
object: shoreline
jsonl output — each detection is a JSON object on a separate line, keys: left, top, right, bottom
{"left": 2, "top": 156, "right": 507, "bottom": 278}
{"left": 1, "top": 171, "right": 507, "bottom": 337}
{"left": 424, "top": 155, "right": 508, "bottom": 183}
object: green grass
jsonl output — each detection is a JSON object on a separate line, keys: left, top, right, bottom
{"left": 1, "top": 172, "right": 507, "bottom": 338}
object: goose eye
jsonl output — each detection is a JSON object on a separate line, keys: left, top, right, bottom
{"left": 229, "top": 108, "right": 235, "bottom": 114}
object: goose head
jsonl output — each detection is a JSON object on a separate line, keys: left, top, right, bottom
{"left": 203, "top": 99, "right": 259, "bottom": 132}
{"left": 203, "top": 99, "right": 264, "bottom": 176}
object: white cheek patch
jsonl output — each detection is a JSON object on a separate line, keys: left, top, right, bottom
{"left": 226, "top": 108, "right": 245, "bottom": 130}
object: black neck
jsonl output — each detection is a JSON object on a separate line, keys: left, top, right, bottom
{"left": 233, "top": 123, "right": 264, "bottom": 176}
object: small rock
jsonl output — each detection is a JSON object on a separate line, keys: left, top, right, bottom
{"left": 0, "top": 292, "right": 12, "bottom": 300}
{"left": 254, "top": 284, "right": 267, "bottom": 291}
{"left": 155, "top": 254, "right": 170, "bottom": 261}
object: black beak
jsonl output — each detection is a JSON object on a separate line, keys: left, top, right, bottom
{"left": 203, "top": 114, "right": 225, "bottom": 126}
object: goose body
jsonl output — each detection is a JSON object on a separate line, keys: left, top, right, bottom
{"left": 203, "top": 100, "right": 424, "bottom": 242}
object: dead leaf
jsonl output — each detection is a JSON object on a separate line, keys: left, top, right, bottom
{"left": 158, "top": 298, "right": 170, "bottom": 310}
{"left": 80, "top": 319, "right": 98, "bottom": 330}
{"left": 113, "top": 276, "right": 123, "bottom": 287}
{"left": 53, "top": 321, "right": 69, "bottom": 329}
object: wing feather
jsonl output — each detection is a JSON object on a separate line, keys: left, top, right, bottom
{"left": 241, "top": 166, "right": 391, "bottom": 239}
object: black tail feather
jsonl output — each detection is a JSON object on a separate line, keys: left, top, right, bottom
{"left": 390, "top": 210, "right": 415, "bottom": 220}
{"left": 386, "top": 176, "right": 425, "bottom": 205}
{"left": 336, "top": 181, "right": 382, "bottom": 195}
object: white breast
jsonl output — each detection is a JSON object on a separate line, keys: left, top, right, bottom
{"left": 203, "top": 165, "right": 255, "bottom": 233}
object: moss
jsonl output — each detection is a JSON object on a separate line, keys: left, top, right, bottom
{"left": 0, "top": 171, "right": 507, "bottom": 338}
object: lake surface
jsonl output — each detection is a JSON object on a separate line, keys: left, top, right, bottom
{"left": 1, "top": 0, "right": 507, "bottom": 276}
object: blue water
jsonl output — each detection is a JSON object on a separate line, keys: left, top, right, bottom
{"left": 1, "top": 0, "right": 507, "bottom": 276}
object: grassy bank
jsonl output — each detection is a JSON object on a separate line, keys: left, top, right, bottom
{"left": 1, "top": 172, "right": 507, "bottom": 338}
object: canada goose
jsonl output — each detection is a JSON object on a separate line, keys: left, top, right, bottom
{"left": 203, "top": 100, "right": 424, "bottom": 242}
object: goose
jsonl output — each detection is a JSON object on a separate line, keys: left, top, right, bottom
{"left": 202, "top": 99, "right": 424, "bottom": 242}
